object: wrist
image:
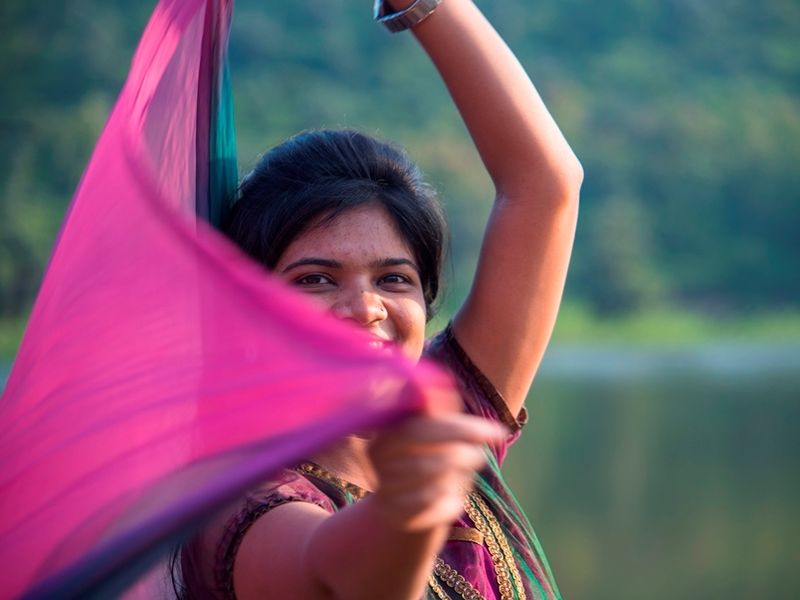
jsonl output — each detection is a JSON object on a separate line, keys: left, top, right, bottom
{"left": 374, "top": 0, "right": 443, "bottom": 33}
{"left": 384, "top": 0, "right": 416, "bottom": 9}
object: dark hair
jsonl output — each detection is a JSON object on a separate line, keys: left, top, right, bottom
{"left": 225, "top": 129, "right": 447, "bottom": 319}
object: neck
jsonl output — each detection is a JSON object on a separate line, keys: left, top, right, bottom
{"left": 309, "top": 434, "right": 378, "bottom": 492}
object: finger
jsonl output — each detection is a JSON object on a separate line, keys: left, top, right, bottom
{"left": 396, "top": 492, "right": 470, "bottom": 532}
{"left": 382, "top": 413, "right": 508, "bottom": 446}
{"left": 408, "top": 370, "right": 462, "bottom": 416}
{"left": 374, "top": 452, "right": 481, "bottom": 497}
{"left": 419, "top": 385, "right": 462, "bottom": 416}
{"left": 375, "top": 477, "right": 472, "bottom": 530}
{"left": 375, "top": 444, "right": 487, "bottom": 481}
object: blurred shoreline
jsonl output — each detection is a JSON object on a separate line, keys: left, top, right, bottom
{"left": 6, "top": 304, "right": 800, "bottom": 362}
{"left": 4, "top": 305, "right": 799, "bottom": 380}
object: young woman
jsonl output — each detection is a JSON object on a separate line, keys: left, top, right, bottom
{"left": 181, "top": 0, "right": 582, "bottom": 598}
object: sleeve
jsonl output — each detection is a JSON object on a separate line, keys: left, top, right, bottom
{"left": 183, "top": 469, "right": 335, "bottom": 600}
{"left": 424, "top": 323, "right": 528, "bottom": 465}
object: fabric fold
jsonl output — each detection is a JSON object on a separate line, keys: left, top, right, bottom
{"left": 0, "top": 1, "right": 451, "bottom": 597}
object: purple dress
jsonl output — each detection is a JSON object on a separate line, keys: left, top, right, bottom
{"left": 183, "top": 326, "right": 560, "bottom": 599}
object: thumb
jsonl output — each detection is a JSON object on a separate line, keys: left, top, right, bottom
{"left": 419, "top": 381, "right": 462, "bottom": 416}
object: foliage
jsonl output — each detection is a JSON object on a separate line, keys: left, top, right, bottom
{"left": 1, "top": 0, "right": 798, "bottom": 321}
{"left": 2, "top": 7, "right": 798, "bottom": 599}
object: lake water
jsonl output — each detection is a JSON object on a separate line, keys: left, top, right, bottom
{"left": 2, "top": 343, "right": 798, "bottom": 599}
{"left": 504, "top": 343, "right": 800, "bottom": 599}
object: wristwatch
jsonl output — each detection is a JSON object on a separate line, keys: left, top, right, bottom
{"left": 374, "top": 0, "right": 443, "bottom": 33}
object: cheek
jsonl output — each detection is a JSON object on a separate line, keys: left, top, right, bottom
{"left": 297, "top": 293, "right": 337, "bottom": 316}
{"left": 393, "top": 299, "right": 428, "bottom": 359}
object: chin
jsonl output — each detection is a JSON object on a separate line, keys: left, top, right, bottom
{"left": 351, "top": 430, "right": 378, "bottom": 442}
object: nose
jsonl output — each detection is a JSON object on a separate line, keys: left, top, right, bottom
{"left": 331, "top": 288, "right": 387, "bottom": 326}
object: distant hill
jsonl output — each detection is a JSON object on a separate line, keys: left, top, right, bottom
{"left": 2, "top": 0, "right": 798, "bottom": 318}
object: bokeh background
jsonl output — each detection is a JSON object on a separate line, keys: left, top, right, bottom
{"left": 2, "top": 1, "right": 799, "bottom": 598}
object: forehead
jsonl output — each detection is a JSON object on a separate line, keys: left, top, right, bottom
{"left": 277, "top": 204, "right": 415, "bottom": 265}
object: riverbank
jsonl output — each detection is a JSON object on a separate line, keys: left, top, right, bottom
{"left": 549, "top": 303, "right": 800, "bottom": 346}
{"left": 4, "top": 306, "right": 800, "bottom": 362}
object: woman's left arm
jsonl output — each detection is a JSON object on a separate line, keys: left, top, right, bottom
{"left": 390, "top": 0, "right": 583, "bottom": 416}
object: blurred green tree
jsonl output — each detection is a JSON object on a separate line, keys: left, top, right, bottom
{"left": 1, "top": 0, "right": 798, "bottom": 318}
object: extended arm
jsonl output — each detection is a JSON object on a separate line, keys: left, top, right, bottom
{"left": 401, "top": 0, "right": 583, "bottom": 414}
{"left": 232, "top": 413, "right": 506, "bottom": 600}
{"left": 234, "top": 497, "right": 447, "bottom": 600}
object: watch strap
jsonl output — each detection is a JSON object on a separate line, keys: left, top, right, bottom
{"left": 374, "top": 0, "right": 443, "bottom": 33}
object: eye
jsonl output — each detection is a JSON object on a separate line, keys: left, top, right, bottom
{"left": 294, "top": 273, "right": 335, "bottom": 287}
{"left": 379, "top": 273, "right": 414, "bottom": 288}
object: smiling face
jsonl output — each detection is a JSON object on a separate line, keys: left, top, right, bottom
{"left": 274, "top": 203, "right": 428, "bottom": 361}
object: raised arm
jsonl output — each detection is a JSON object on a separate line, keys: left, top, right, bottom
{"left": 403, "top": 0, "right": 583, "bottom": 415}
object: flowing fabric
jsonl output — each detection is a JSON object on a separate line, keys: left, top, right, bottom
{"left": 197, "top": 328, "right": 562, "bottom": 600}
{"left": 0, "top": 1, "right": 452, "bottom": 598}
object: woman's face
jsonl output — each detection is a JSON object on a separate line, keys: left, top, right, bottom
{"left": 274, "top": 204, "right": 428, "bottom": 361}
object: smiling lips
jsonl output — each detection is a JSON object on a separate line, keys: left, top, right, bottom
{"left": 368, "top": 337, "right": 393, "bottom": 352}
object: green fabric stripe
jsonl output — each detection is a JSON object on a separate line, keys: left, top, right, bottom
{"left": 208, "top": 16, "right": 237, "bottom": 230}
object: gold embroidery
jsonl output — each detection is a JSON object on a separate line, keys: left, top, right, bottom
{"left": 432, "top": 557, "right": 484, "bottom": 600}
{"left": 294, "top": 462, "right": 525, "bottom": 600}
{"left": 296, "top": 462, "right": 369, "bottom": 500}
{"left": 448, "top": 526, "right": 484, "bottom": 545}
{"left": 428, "top": 572, "right": 452, "bottom": 600}
{"left": 463, "top": 493, "right": 526, "bottom": 600}
{"left": 470, "top": 493, "right": 525, "bottom": 597}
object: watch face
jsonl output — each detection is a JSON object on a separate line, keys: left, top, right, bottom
{"left": 373, "top": 0, "right": 388, "bottom": 20}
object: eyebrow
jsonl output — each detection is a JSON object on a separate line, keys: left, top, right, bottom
{"left": 280, "top": 257, "right": 419, "bottom": 273}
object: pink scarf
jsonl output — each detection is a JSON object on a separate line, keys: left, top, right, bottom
{"left": 0, "top": 1, "right": 451, "bottom": 596}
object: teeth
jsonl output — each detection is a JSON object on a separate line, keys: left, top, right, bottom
{"left": 368, "top": 339, "right": 391, "bottom": 352}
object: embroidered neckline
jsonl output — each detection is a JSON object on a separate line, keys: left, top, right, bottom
{"left": 295, "top": 461, "right": 371, "bottom": 501}
{"left": 294, "top": 460, "right": 527, "bottom": 600}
